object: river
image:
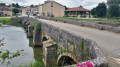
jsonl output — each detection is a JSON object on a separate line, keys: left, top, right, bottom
{"left": 0, "top": 25, "right": 43, "bottom": 67}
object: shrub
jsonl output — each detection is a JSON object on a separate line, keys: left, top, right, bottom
{"left": 34, "top": 23, "right": 41, "bottom": 32}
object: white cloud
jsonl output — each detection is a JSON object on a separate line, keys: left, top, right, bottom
{"left": 0, "top": 0, "right": 107, "bottom": 9}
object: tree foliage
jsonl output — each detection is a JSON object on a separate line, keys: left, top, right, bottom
{"left": 107, "top": 0, "right": 120, "bottom": 17}
{"left": 12, "top": 3, "right": 20, "bottom": 8}
{"left": 91, "top": 8, "right": 96, "bottom": 15}
{"left": 30, "top": 4, "right": 34, "bottom": 7}
{"left": 107, "top": 0, "right": 120, "bottom": 5}
{"left": 95, "top": 2, "right": 107, "bottom": 17}
{"left": 108, "top": 4, "right": 120, "bottom": 17}
{"left": 12, "top": 8, "right": 19, "bottom": 15}
{"left": 0, "top": 3, "right": 6, "bottom": 6}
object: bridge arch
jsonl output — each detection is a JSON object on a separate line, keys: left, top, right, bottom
{"left": 42, "top": 36, "right": 48, "bottom": 41}
{"left": 41, "top": 32, "right": 49, "bottom": 42}
{"left": 58, "top": 55, "right": 76, "bottom": 66}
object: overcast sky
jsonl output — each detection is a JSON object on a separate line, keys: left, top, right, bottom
{"left": 0, "top": 0, "right": 107, "bottom": 9}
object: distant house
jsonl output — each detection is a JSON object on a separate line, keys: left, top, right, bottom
{"left": 31, "top": 5, "right": 39, "bottom": 16}
{"left": 22, "top": 7, "right": 31, "bottom": 16}
{"left": 22, "top": 6, "right": 39, "bottom": 16}
{"left": 22, "top": 1, "right": 65, "bottom": 17}
{"left": 42, "top": 1, "right": 65, "bottom": 17}
{"left": 38, "top": 5, "right": 42, "bottom": 15}
{"left": 65, "top": 6, "right": 91, "bottom": 18}
{"left": 0, "top": 6, "right": 13, "bottom": 16}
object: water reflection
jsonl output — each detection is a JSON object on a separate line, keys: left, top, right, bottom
{"left": 29, "top": 38, "right": 44, "bottom": 67}
{"left": 0, "top": 25, "right": 43, "bottom": 67}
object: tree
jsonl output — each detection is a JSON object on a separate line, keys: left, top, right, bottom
{"left": 12, "top": 8, "right": 19, "bottom": 15}
{"left": 0, "top": 3, "right": 6, "bottom": 6}
{"left": 107, "top": 0, "right": 120, "bottom": 17}
{"left": 91, "top": 8, "right": 96, "bottom": 15}
{"left": 95, "top": 2, "right": 107, "bottom": 17}
{"left": 107, "top": 0, "right": 120, "bottom": 5}
{"left": 16, "top": 3, "right": 20, "bottom": 8}
{"left": 30, "top": 4, "right": 34, "bottom": 7}
{"left": 12, "top": 3, "right": 16, "bottom": 7}
{"left": 12, "top": 3, "right": 20, "bottom": 8}
{"left": 108, "top": 4, "right": 120, "bottom": 17}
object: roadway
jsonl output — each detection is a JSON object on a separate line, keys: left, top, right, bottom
{"left": 36, "top": 18, "right": 120, "bottom": 66}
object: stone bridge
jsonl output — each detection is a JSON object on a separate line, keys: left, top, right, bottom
{"left": 19, "top": 16, "right": 108, "bottom": 67}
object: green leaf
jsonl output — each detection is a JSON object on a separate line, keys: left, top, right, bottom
{"left": 0, "top": 24, "right": 2, "bottom": 27}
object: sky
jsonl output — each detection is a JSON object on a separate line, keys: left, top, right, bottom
{"left": 0, "top": 0, "right": 107, "bottom": 9}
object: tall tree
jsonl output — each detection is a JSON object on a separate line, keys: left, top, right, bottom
{"left": 95, "top": 2, "right": 107, "bottom": 17}
{"left": 12, "top": 3, "right": 15, "bottom": 7}
{"left": 12, "top": 8, "right": 19, "bottom": 15}
{"left": 12, "top": 3, "right": 20, "bottom": 8}
{"left": 107, "top": 0, "right": 120, "bottom": 17}
{"left": 30, "top": 4, "right": 34, "bottom": 7}
{"left": 91, "top": 8, "right": 96, "bottom": 15}
{"left": 16, "top": 3, "right": 20, "bottom": 8}
{"left": 0, "top": 3, "right": 6, "bottom": 6}
{"left": 108, "top": 4, "right": 120, "bottom": 17}
{"left": 107, "top": 0, "right": 120, "bottom": 5}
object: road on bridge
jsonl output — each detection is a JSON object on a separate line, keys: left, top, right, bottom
{"left": 36, "top": 17, "right": 120, "bottom": 66}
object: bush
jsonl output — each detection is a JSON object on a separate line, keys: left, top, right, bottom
{"left": 0, "top": 24, "right": 1, "bottom": 27}
{"left": 34, "top": 23, "right": 41, "bottom": 32}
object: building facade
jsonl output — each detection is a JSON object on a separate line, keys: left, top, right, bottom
{"left": 0, "top": 6, "right": 12, "bottom": 16}
{"left": 38, "top": 5, "right": 42, "bottom": 15}
{"left": 42, "top": 1, "right": 65, "bottom": 17}
{"left": 22, "top": 7, "right": 31, "bottom": 16}
{"left": 31, "top": 5, "right": 39, "bottom": 16}
{"left": 22, "top": 1, "right": 65, "bottom": 17}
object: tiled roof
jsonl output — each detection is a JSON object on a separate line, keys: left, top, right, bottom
{"left": 0, "top": 6, "right": 12, "bottom": 11}
{"left": 65, "top": 7, "right": 91, "bottom": 12}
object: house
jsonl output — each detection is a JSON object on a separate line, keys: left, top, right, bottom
{"left": 0, "top": 6, "right": 13, "bottom": 16}
{"left": 41, "top": 1, "right": 65, "bottom": 17}
{"left": 65, "top": 6, "right": 91, "bottom": 18}
{"left": 22, "top": 7, "right": 31, "bottom": 16}
{"left": 31, "top": 5, "right": 39, "bottom": 16}
{"left": 22, "top": 6, "right": 39, "bottom": 16}
{"left": 22, "top": 0, "right": 65, "bottom": 17}
{"left": 38, "top": 4, "right": 42, "bottom": 15}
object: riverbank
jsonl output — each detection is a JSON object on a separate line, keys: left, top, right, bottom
{"left": 0, "top": 17, "right": 22, "bottom": 26}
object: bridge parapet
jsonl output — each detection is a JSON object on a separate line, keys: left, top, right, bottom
{"left": 38, "top": 16, "right": 120, "bottom": 33}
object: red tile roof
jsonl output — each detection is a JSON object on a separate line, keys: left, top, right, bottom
{"left": 65, "top": 7, "right": 91, "bottom": 12}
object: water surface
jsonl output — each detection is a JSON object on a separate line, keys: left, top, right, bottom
{"left": 0, "top": 25, "right": 43, "bottom": 67}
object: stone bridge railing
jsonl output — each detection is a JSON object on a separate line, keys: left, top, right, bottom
{"left": 20, "top": 16, "right": 108, "bottom": 67}
{"left": 38, "top": 16, "right": 120, "bottom": 33}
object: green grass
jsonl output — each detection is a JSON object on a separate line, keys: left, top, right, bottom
{"left": 0, "top": 18, "right": 22, "bottom": 26}
{"left": 0, "top": 18, "right": 11, "bottom": 23}
{"left": 56, "top": 17, "right": 120, "bottom": 22}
